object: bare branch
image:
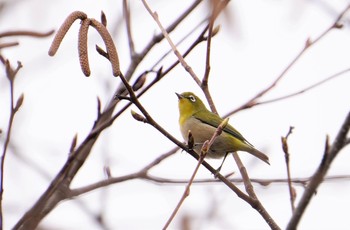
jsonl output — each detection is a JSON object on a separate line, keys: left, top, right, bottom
{"left": 145, "top": 174, "right": 350, "bottom": 187}
{"left": 287, "top": 111, "right": 350, "bottom": 230}
{"left": 163, "top": 145, "right": 206, "bottom": 230}
{"left": 0, "top": 30, "right": 54, "bottom": 38}
{"left": 123, "top": 0, "right": 136, "bottom": 57}
{"left": 1, "top": 60, "right": 23, "bottom": 230}
{"left": 226, "top": 4, "right": 350, "bottom": 115}
{"left": 141, "top": 0, "right": 202, "bottom": 85}
{"left": 281, "top": 126, "right": 296, "bottom": 213}
{"left": 0, "top": 42, "right": 19, "bottom": 49}
{"left": 69, "top": 147, "right": 178, "bottom": 196}
{"left": 232, "top": 152, "right": 280, "bottom": 230}
{"left": 201, "top": 0, "right": 229, "bottom": 114}
{"left": 163, "top": 118, "right": 229, "bottom": 229}
{"left": 257, "top": 67, "right": 350, "bottom": 106}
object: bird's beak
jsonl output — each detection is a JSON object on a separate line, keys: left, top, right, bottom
{"left": 175, "top": 92, "right": 183, "bottom": 100}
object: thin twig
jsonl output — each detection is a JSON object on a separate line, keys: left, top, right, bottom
{"left": 163, "top": 118, "right": 228, "bottom": 229}
{"left": 232, "top": 153, "right": 255, "bottom": 198}
{"left": 281, "top": 126, "right": 295, "bottom": 213}
{"left": 163, "top": 147, "right": 206, "bottom": 230}
{"left": 257, "top": 67, "right": 350, "bottom": 106}
{"left": 286, "top": 111, "right": 350, "bottom": 230}
{"left": 69, "top": 170, "right": 350, "bottom": 198}
{"left": 201, "top": 0, "right": 228, "bottom": 114}
{"left": 0, "top": 42, "right": 19, "bottom": 49}
{"left": 141, "top": 0, "right": 202, "bottom": 85}
{"left": 70, "top": 147, "right": 178, "bottom": 197}
{"left": 123, "top": 0, "right": 136, "bottom": 58}
{"left": 0, "top": 30, "right": 54, "bottom": 38}
{"left": 0, "top": 60, "right": 23, "bottom": 230}
{"left": 123, "top": 0, "right": 202, "bottom": 79}
{"left": 232, "top": 152, "right": 279, "bottom": 229}
{"left": 225, "top": 5, "right": 350, "bottom": 116}
{"left": 150, "top": 18, "right": 208, "bottom": 70}
{"left": 144, "top": 174, "right": 350, "bottom": 186}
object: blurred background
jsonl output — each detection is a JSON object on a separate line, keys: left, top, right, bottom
{"left": 1, "top": 0, "right": 350, "bottom": 229}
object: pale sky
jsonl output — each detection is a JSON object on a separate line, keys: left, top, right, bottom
{"left": 1, "top": 0, "right": 350, "bottom": 229}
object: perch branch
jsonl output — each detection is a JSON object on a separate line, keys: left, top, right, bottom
{"left": 163, "top": 118, "right": 228, "bottom": 229}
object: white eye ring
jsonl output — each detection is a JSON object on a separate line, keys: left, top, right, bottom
{"left": 189, "top": 95, "right": 196, "bottom": 102}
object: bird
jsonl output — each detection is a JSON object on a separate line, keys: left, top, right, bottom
{"left": 176, "top": 92, "right": 269, "bottom": 171}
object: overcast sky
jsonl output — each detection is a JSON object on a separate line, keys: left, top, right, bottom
{"left": 1, "top": 0, "right": 350, "bottom": 229}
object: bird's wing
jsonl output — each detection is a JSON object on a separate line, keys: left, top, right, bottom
{"left": 193, "top": 110, "right": 254, "bottom": 147}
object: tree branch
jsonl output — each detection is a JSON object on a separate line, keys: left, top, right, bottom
{"left": 163, "top": 118, "right": 228, "bottom": 229}
{"left": 286, "top": 111, "right": 350, "bottom": 230}
{"left": 281, "top": 126, "right": 296, "bottom": 213}
{"left": 141, "top": 0, "right": 202, "bottom": 85}
{"left": 225, "top": 4, "right": 350, "bottom": 116}
{"left": 14, "top": 4, "right": 204, "bottom": 228}
{"left": 0, "top": 59, "right": 23, "bottom": 230}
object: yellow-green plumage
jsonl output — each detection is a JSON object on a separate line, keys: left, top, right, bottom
{"left": 176, "top": 92, "right": 269, "bottom": 165}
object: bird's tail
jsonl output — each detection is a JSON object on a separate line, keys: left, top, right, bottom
{"left": 246, "top": 147, "right": 270, "bottom": 165}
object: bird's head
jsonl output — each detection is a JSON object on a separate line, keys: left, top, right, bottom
{"left": 176, "top": 92, "right": 207, "bottom": 118}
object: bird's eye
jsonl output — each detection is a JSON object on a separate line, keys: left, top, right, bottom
{"left": 188, "top": 95, "right": 196, "bottom": 102}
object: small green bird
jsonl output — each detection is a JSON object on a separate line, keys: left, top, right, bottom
{"left": 176, "top": 92, "right": 269, "bottom": 170}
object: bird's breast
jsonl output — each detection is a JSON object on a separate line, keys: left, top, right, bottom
{"left": 180, "top": 117, "right": 233, "bottom": 158}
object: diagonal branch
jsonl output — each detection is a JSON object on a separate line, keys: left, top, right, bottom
{"left": 257, "top": 67, "right": 350, "bottom": 106}
{"left": 163, "top": 118, "right": 229, "bottom": 229}
{"left": 141, "top": 0, "right": 202, "bottom": 86}
{"left": 286, "top": 111, "right": 350, "bottom": 230}
{"left": 226, "top": 4, "right": 350, "bottom": 116}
